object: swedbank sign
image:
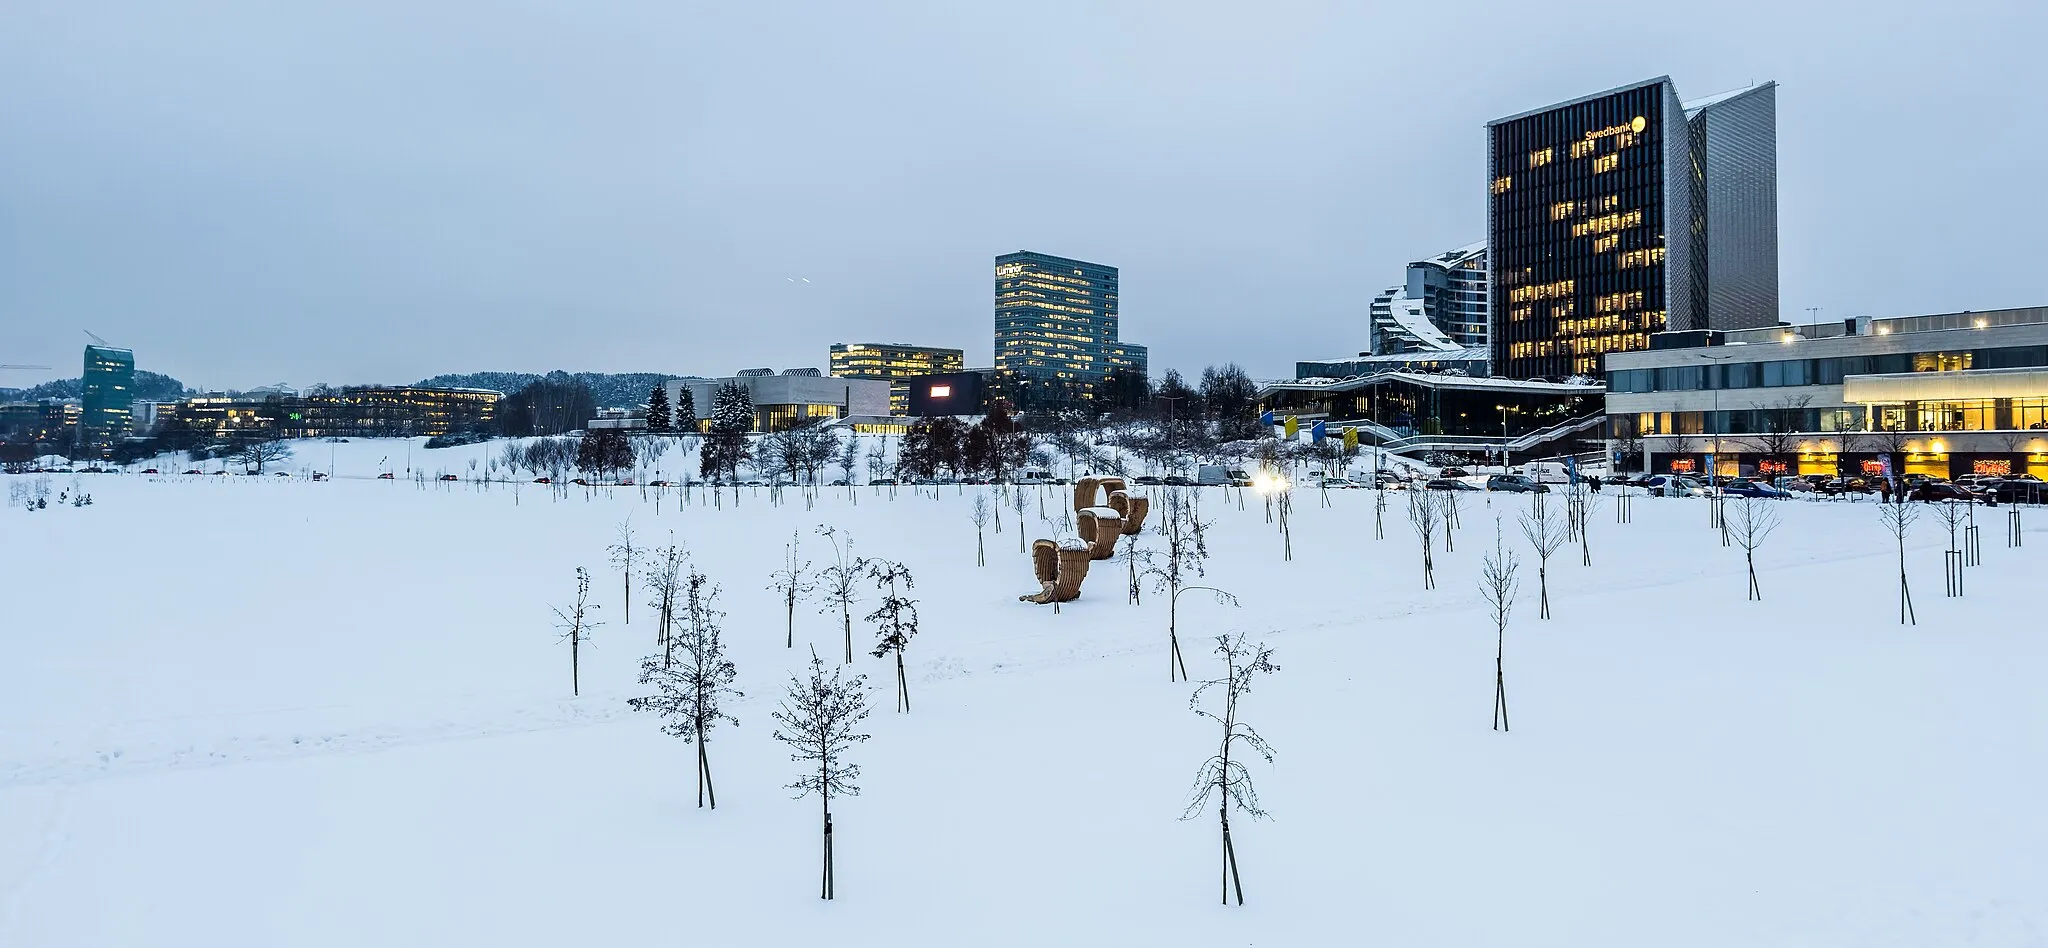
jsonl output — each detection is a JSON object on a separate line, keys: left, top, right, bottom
{"left": 1585, "top": 115, "right": 1649, "bottom": 140}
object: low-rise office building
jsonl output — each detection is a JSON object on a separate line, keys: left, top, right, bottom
{"left": 1604, "top": 304, "right": 2048, "bottom": 478}
{"left": 667, "top": 370, "right": 890, "bottom": 433}
{"left": 829, "top": 343, "right": 964, "bottom": 415}
{"left": 164, "top": 386, "right": 502, "bottom": 441}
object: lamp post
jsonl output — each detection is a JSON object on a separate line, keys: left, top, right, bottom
{"left": 1698, "top": 352, "right": 1737, "bottom": 524}
{"left": 1496, "top": 404, "right": 1510, "bottom": 474}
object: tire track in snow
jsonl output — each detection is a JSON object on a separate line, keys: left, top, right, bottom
{"left": 0, "top": 694, "right": 636, "bottom": 790}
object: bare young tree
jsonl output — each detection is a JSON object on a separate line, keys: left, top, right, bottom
{"left": 969, "top": 493, "right": 991, "bottom": 566}
{"left": 607, "top": 516, "right": 640, "bottom": 625}
{"left": 1010, "top": 485, "right": 1030, "bottom": 553}
{"left": 551, "top": 567, "right": 603, "bottom": 697}
{"left": 1144, "top": 487, "right": 1215, "bottom": 681}
{"left": 1728, "top": 493, "right": 1780, "bottom": 601}
{"left": 767, "top": 530, "right": 817, "bottom": 648}
{"left": 1479, "top": 520, "right": 1519, "bottom": 732}
{"left": 815, "top": 527, "right": 869, "bottom": 664}
{"left": 1120, "top": 533, "right": 1155, "bottom": 605}
{"left": 632, "top": 565, "right": 741, "bottom": 808}
{"left": 772, "top": 648, "right": 873, "bottom": 901}
{"left": 1878, "top": 501, "right": 1919, "bottom": 625}
{"left": 644, "top": 542, "right": 686, "bottom": 664}
{"left": 864, "top": 559, "right": 919, "bottom": 713}
{"left": 1407, "top": 487, "right": 1440, "bottom": 589}
{"left": 1181, "top": 631, "right": 1279, "bottom": 906}
{"left": 1518, "top": 495, "right": 1566, "bottom": 619}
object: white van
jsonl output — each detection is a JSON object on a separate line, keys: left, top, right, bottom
{"left": 1522, "top": 461, "right": 1570, "bottom": 484}
{"left": 1014, "top": 469, "right": 1056, "bottom": 485}
{"left": 1197, "top": 465, "right": 1253, "bottom": 487}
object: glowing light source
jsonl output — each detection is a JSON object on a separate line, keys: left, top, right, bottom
{"left": 929, "top": 385, "right": 951, "bottom": 398}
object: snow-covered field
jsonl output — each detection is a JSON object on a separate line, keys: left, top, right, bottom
{"left": 4, "top": 438, "right": 2045, "bottom": 946}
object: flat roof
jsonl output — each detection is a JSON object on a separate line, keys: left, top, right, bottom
{"left": 1486, "top": 75, "right": 1673, "bottom": 127}
{"left": 1262, "top": 371, "right": 1601, "bottom": 398}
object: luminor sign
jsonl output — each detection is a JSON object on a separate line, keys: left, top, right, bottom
{"left": 1584, "top": 115, "right": 1649, "bottom": 141}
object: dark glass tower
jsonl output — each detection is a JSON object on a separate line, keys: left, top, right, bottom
{"left": 1487, "top": 77, "right": 1777, "bottom": 379}
{"left": 994, "top": 251, "right": 1128, "bottom": 407}
{"left": 80, "top": 343, "right": 135, "bottom": 451}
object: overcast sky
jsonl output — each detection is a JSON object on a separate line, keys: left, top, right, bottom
{"left": 2, "top": 1, "right": 2043, "bottom": 390}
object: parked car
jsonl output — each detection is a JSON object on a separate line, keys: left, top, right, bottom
{"left": 1132, "top": 475, "right": 1164, "bottom": 486}
{"left": 870, "top": 477, "right": 898, "bottom": 486}
{"left": 1162, "top": 475, "right": 1195, "bottom": 487}
{"left": 1820, "top": 476, "right": 1871, "bottom": 495}
{"left": 829, "top": 479, "right": 848, "bottom": 487}
{"left": 1986, "top": 476, "right": 2046, "bottom": 505}
{"left": 1485, "top": 473, "right": 1549, "bottom": 493}
{"left": 1721, "top": 477, "right": 1787, "bottom": 498}
{"left": 377, "top": 472, "right": 396, "bottom": 480}
{"left": 438, "top": 474, "right": 459, "bottom": 482}
{"left": 1911, "top": 481, "right": 1983, "bottom": 503}
{"left": 1426, "top": 478, "right": 1482, "bottom": 491}
{"left": 140, "top": 468, "right": 160, "bottom": 474}
{"left": 1320, "top": 477, "right": 1359, "bottom": 489}
{"left": 1646, "top": 474, "right": 1706, "bottom": 497}
{"left": 1439, "top": 467, "right": 1470, "bottom": 478}
{"left": 181, "top": 469, "right": 203, "bottom": 475}
{"left": 275, "top": 471, "right": 292, "bottom": 477}
{"left": 533, "top": 476, "right": 551, "bottom": 484}
{"left": 648, "top": 480, "right": 676, "bottom": 487}
{"left": 311, "top": 472, "right": 329, "bottom": 481}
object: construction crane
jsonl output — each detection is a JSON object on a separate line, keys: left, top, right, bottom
{"left": 84, "top": 329, "right": 112, "bottom": 347}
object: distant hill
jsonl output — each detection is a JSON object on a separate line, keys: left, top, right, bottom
{"left": 0, "top": 370, "right": 189, "bottom": 403}
{"left": 417, "top": 371, "right": 692, "bottom": 409}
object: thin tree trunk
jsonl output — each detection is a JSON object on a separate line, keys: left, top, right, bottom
{"left": 896, "top": 651, "right": 910, "bottom": 712}
{"left": 1493, "top": 628, "right": 1509, "bottom": 732}
{"left": 786, "top": 594, "right": 795, "bottom": 648}
{"left": 571, "top": 633, "right": 579, "bottom": 696}
{"left": 842, "top": 608, "right": 853, "bottom": 664}
{"left": 698, "top": 733, "right": 717, "bottom": 809}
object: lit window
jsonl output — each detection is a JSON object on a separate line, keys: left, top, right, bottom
{"left": 1593, "top": 154, "right": 1619, "bottom": 174}
{"left": 929, "top": 385, "right": 951, "bottom": 398}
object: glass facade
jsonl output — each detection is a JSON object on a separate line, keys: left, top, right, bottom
{"left": 1607, "top": 345, "right": 2048, "bottom": 394}
{"left": 828, "top": 343, "right": 965, "bottom": 415}
{"left": 994, "top": 251, "right": 1136, "bottom": 407}
{"left": 80, "top": 344, "right": 135, "bottom": 451}
{"left": 1488, "top": 78, "right": 1777, "bottom": 380}
{"left": 1369, "top": 242, "right": 1489, "bottom": 356}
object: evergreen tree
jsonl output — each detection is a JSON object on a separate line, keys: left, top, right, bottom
{"left": 646, "top": 383, "right": 673, "bottom": 434}
{"left": 701, "top": 382, "right": 754, "bottom": 485}
{"left": 674, "top": 385, "right": 698, "bottom": 435}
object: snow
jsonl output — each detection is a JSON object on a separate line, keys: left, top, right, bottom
{"left": 4, "top": 437, "right": 2046, "bottom": 946}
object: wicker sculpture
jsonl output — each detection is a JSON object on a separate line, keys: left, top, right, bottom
{"left": 1021, "top": 476, "right": 1151, "bottom": 603}
{"left": 1018, "top": 538, "right": 1094, "bottom": 604}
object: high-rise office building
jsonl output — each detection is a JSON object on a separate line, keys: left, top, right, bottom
{"left": 80, "top": 343, "right": 135, "bottom": 450}
{"left": 828, "top": 343, "right": 965, "bottom": 415}
{"left": 1487, "top": 77, "right": 1777, "bottom": 379}
{"left": 1369, "top": 242, "right": 1490, "bottom": 356}
{"left": 994, "top": 251, "right": 1141, "bottom": 407}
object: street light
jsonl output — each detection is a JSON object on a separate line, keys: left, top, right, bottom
{"left": 1496, "top": 404, "right": 1511, "bottom": 475}
{"left": 1698, "top": 351, "right": 1738, "bottom": 523}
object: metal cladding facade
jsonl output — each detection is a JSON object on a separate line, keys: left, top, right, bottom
{"left": 1688, "top": 83, "right": 1780, "bottom": 335}
{"left": 1487, "top": 77, "right": 1777, "bottom": 380}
